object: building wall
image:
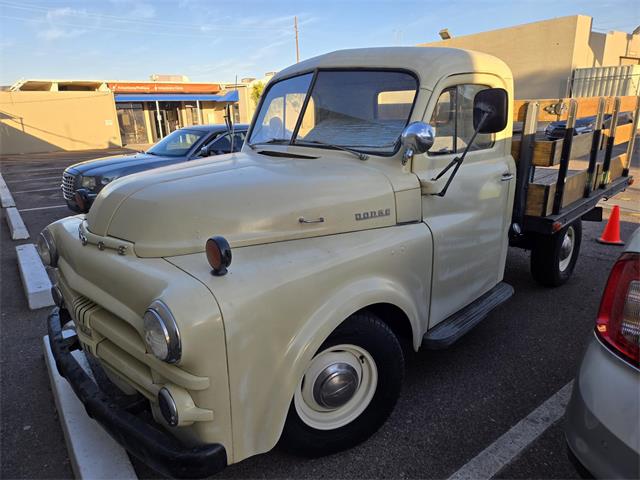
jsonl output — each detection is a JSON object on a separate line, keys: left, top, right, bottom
{"left": 0, "top": 91, "right": 122, "bottom": 154}
{"left": 419, "top": 15, "right": 640, "bottom": 99}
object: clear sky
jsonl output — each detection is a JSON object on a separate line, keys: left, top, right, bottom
{"left": 0, "top": 0, "right": 638, "bottom": 86}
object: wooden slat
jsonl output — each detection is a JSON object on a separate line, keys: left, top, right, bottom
{"left": 512, "top": 131, "right": 596, "bottom": 167}
{"left": 608, "top": 153, "right": 627, "bottom": 182}
{"left": 513, "top": 95, "right": 637, "bottom": 122}
{"left": 512, "top": 138, "right": 559, "bottom": 166}
{"left": 619, "top": 96, "right": 639, "bottom": 113}
{"left": 525, "top": 169, "right": 589, "bottom": 216}
{"left": 603, "top": 122, "right": 636, "bottom": 147}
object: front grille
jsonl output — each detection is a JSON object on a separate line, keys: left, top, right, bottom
{"left": 61, "top": 172, "right": 76, "bottom": 200}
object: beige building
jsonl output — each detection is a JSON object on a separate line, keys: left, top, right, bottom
{"left": 1, "top": 77, "right": 255, "bottom": 155}
{"left": 419, "top": 15, "right": 640, "bottom": 99}
{"left": 0, "top": 90, "right": 123, "bottom": 154}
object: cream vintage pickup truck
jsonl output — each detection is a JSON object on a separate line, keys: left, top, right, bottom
{"left": 43, "top": 47, "right": 636, "bottom": 478}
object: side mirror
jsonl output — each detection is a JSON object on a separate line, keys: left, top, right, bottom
{"left": 199, "top": 146, "right": 210, "bottom": 157}
{"left": 473, "top": 88, "right": 508, "bottom": 134}
{"left": 400, "top": 122, "right": 435, "bottom": 164}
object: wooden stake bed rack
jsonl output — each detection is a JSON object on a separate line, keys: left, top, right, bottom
{"left": 510, "top": 94, "right": 639, "bottom": 236}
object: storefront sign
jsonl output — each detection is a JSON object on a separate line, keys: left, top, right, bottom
{"left": 108, "top": 82, "right": 222, "bottom": 93}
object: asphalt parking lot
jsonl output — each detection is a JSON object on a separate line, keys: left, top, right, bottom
{"left": 0, "top": 145, "right": 638, "bottom": 479}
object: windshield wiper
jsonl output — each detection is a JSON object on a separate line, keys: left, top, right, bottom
{"left": 248, "top": 138, "right": 290, "bottom": 149}
{"left": 295, "top": 140, "right": 369, "bottom": 161}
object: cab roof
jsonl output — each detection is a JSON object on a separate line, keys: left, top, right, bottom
{"left": 274, "top": 47, "right": 512, "bottom": 90}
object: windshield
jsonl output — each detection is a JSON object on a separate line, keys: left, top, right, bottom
{"left": 249, "top": 70, "right": 418, "bottom": 155}
{"left": 147, "top": 129, "right": 208, "bottom": 157}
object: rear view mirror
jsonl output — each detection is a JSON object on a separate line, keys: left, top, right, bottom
{"left": 473, "top": 88, "right": 508, "bottom": 134}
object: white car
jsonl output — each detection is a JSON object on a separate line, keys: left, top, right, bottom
{"left": 565, "top": 228, "right": 639, "bottom": 479}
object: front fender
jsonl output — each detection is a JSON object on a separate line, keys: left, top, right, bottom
{"left": 167, "top": 223, "right": 432, "bottom": 463}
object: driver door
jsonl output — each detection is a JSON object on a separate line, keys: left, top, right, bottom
{"left": 413, "top": 74, "right": 515, "bottom": 329}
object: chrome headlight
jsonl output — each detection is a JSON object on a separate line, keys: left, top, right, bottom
{"left": 80, "top": 176, "right": 97, "bottom": 189}
{"left": 36, "top": 229, "right": 58, "bottom": 267}
{"left": 143, "top": 300, "right": 181, "bottom": 363}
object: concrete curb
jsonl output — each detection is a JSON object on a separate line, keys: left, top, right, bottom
{"left": 16, "top": 244, "right": 53, "bottom": 310}
{"left": 43, "top": 336, "right": 137, "bottom": 480}
{"left": 0, "top": 173, "right": 16, "bottom": 207}
{"left": 6, "top": 207, "right": 30, "bottom": 239}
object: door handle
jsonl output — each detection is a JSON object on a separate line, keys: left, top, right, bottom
{"left": 298, "top": 216, "right": 325, "bottom": 224}
{"left": 501, "top": 173, "right": 514, "bottom": 181}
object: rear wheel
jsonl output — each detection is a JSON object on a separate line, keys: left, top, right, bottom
{"left": 531, "top": 219, "right": 582, "bottom": 287}
{"left": 280, "top": 312, "right": 404, "bottom": 457}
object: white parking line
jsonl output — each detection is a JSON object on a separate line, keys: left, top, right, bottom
{"left": 12, "top": 187, "right": 60, "bottom": 194}
{"left": 447, "top": 382, "right": 574, "bottom": 480}
{"left": 4, "top": 176, "right": 61, "bottom": 184}
{"left": 2, "top": 166, "right": 64, "bottom": 174}
{"left": 19, "top": 205, "right": 67, "bottom": 212}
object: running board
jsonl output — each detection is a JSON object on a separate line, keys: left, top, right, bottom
{"left": 422, "top": 282, "right": 514, "bottom": 349}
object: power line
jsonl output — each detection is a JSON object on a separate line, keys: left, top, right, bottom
{"left": 0, "top": 0, "right": 293, "bottom": 32}
{"left": 0, "top": 14, "right": 295, "bottom": 39}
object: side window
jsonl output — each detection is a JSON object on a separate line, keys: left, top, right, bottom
{"left": 231, "top": 132, "right": 245, "bottom": 152}
{"left": 206, "top": 132, "right": 245, "bottom": 154}
{"left": 430, "top": 88, "right": 455, "bottom": 154}
{"left": 209, "top": 134, "right": 231, "bottom": 154}
{"left": 429, "top": 84, "right": 495, "bottom": 155}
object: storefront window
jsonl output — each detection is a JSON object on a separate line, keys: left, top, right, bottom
{"left": 116, "top": 103, "right": 148, "bottom": 145}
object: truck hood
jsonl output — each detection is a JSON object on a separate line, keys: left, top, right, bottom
{"left": 86, "top": 151, "right": 397, "bottom": 257}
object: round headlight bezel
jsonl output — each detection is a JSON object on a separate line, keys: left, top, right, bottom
{"left": 36, "top": 229, "right": 58, "bottom": 267}
{"left": 143, "top": 300, "right": 181, "bottom": 363}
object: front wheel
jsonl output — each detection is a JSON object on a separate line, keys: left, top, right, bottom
{"left": 530, "top": 219, "right": 582, "bottom": 287}
{"left": 279, "top": 312, "right": 404, "bottom": 457}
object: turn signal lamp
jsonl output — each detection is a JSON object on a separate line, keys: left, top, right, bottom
{"left": 596, "top": 253, "right": 640, "bottom": 366}
{"left": 206, "top": 236, "right": 232, "bottom": 276}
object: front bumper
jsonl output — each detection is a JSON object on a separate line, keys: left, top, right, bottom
{"left": 47, "top": 307, "right": 227, "bottom": 478}
{"left": 565, "top": 334, "right": 639, "bottom": 479}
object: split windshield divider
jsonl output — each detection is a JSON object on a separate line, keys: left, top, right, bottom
{"left": 289, "top": 68, "right": 319, "bottom": 145}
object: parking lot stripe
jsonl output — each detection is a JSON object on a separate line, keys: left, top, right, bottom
{"left": 4, "top": 176, "right": 61, "bottom": 184}
{"left": 6, "top": 207, "right": 30, "bottom": 240}
{"left": 447, "top": 381, "right": 574, "bottom": 480}
{"left": 16, "top": 243, "right": 54, "bottom": 310}
{"left": 12, "top": 187, "right": 61, "bottom": 194}
{"left": 2, "top": 166, "right": 64, "bottom": 174}
{"left": 43, "top": 336, "right": 138, "bottom": 480}
{"left": 0, "top": 174, "right": 16, "bottom": 207}
{"left": 19, "top": 205, "right": 67, "bottom": 212}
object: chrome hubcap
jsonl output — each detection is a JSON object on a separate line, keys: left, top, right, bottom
{"left": 559, "top": 226, "right": 575, "bottom": 272}
{"left": 313, "top": 363, "right": 359, "bottom": 408}
{"left": 294, "top": 344, "right": 377, "bottom": 430}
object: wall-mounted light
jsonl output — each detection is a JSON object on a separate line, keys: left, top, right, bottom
{"left": 439, "top": 28, "right": 452, "bottom": 40}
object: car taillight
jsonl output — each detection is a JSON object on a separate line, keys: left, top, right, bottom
{"left": 596, "top": 253, "right": 640, "bottom": 366}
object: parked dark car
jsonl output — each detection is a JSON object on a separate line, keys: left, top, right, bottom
{"left": 62, "top": 124, "right": 248, "bottom": 212}
{"left": 544, "top": 112, "right": 632, "bottom": 140}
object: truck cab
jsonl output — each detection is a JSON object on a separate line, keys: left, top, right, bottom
{"left": 43, "top": 47, "right": 534, "bottom": 478}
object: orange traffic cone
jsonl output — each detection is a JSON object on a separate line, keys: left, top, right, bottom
{"left": 597, "top": 205, "right": 624, "bottom": 246}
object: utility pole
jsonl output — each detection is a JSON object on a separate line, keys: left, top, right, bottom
{"left": 294, "top": 16, "right": 300, "bottom": 63}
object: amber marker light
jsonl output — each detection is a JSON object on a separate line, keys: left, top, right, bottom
{"left": 206, "top": 236, "right": 232, "bottom": 276}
